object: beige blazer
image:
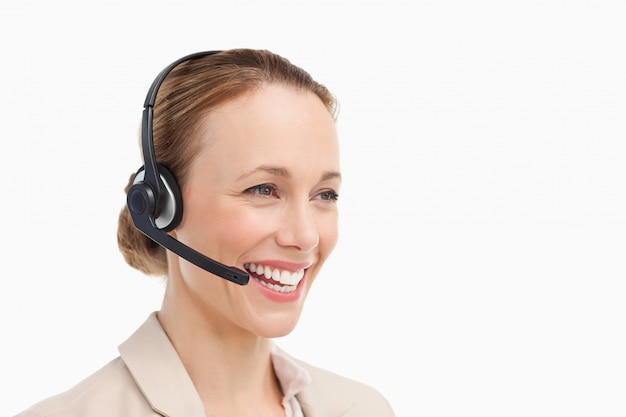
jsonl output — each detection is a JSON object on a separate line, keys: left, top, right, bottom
{"left": 16, "top": 313, "right": 395, "bottom": 417}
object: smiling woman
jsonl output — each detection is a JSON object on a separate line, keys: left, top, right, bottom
{"left": 15, "top": 49, "right": 395, "bottom": 417}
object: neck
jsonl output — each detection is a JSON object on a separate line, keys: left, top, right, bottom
{"left": 158, "top": 275, "right": 284, "bottom": 415}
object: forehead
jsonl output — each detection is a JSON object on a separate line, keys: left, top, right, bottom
{"left": 192, "top": 84, "right": 340, "bottom": 181}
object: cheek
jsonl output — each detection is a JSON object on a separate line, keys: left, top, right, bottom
{"left": 180, "top": 193, "right": 271, "bottom": 263}
{"left": 214, "top": 206, "right": 267, "bottom": 255}
{"left": 326, "top": 217, "right": 339, "bottom": 251}
{"left": 317, "top": 212, "right": 340, "bottom": 263}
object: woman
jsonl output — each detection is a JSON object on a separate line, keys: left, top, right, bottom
{"left": 16, "top": 49, "right": 394, "bottom": 417}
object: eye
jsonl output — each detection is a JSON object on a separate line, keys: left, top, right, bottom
{"left": 317, "top": 190, "right": 339, "bottom": 202}
{"left": 245, "top": 184, "right": 279, "bottom": 198}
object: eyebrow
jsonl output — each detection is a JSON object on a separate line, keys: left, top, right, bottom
{"left": 238, "top": 165, "right": 341, "bottom": 182}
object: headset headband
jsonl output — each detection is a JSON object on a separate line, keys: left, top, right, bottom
{"left": 141, "top": 50, "right": 221, "bottom": 213}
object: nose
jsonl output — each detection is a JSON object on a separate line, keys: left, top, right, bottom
{"left": 275, "top": 200, "right": 319, "bottom": 252}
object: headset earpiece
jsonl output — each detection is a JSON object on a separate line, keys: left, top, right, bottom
{"left": 127, "top": 165, "right": 183, "bottom": 232}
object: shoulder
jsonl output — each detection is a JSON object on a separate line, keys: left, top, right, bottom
{"left": 296, "top": 359, "right": 395, "bottom": 417}
{"left": 14, "top": 357, "right": 155, "bottom": 417}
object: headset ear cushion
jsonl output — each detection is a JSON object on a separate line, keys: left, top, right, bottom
{"left": 129, "top": 165, "right": 183, "bottom": 232}
{"left": 154, "top": 165, "right": 183, "bottom": 232}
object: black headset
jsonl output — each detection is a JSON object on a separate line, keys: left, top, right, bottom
{"left": 126, "top": 51, "right": 249, "bottom": 285}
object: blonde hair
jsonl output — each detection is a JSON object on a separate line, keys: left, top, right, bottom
{"left": 117, "top": 49, "right": 338, "bottom": 276}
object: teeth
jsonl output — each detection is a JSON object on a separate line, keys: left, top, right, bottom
{"left": 244, "top": 263, "right": 305, "bottom": 291}
{"left": 256, "top": 279, "right": 297, "bottom": 293}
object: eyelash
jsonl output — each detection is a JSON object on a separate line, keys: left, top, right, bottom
{"left": 245, "top": 184, "right": 339, "bottom": 202}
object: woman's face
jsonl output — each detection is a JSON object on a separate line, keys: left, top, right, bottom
{"left": 170, "top": 84, "right": 341, "bottom": 338}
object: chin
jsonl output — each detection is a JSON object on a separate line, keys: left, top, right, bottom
{"left": 253, "top": 312, "right": 302, "bottom": 339}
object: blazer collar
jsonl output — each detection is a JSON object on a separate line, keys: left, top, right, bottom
{"left": 294, "top": 358, "right": 359, "bottom": 417}
{"left": 297, "top": 388, "right": 325, "bottom": 417}
{"left": 298, "top": 389, "right": 356, "bottom": 417}
{"left": 118, "top": 312, "right": 205, "bottom": 417}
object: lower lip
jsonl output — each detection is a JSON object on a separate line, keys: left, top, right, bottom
{"left": 251, "top": 273, "right": 306, "bottom": 303}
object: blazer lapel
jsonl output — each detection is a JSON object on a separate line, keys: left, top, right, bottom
{"left": 297, "top": 387, "right": 324, "bottom": 417}
{"left": 296, "top": 376, "right": 358, "bottom": 417}
{"left": 118, "top": 312, "right": 206, "bottom": 417}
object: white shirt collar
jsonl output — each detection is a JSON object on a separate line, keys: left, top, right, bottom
{"left": 271, "top": 342, "right": 312, "bottom": 417}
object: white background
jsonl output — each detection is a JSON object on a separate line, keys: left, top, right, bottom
{"left": 2, "top": 2, "right": 625, "bottom": 416}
